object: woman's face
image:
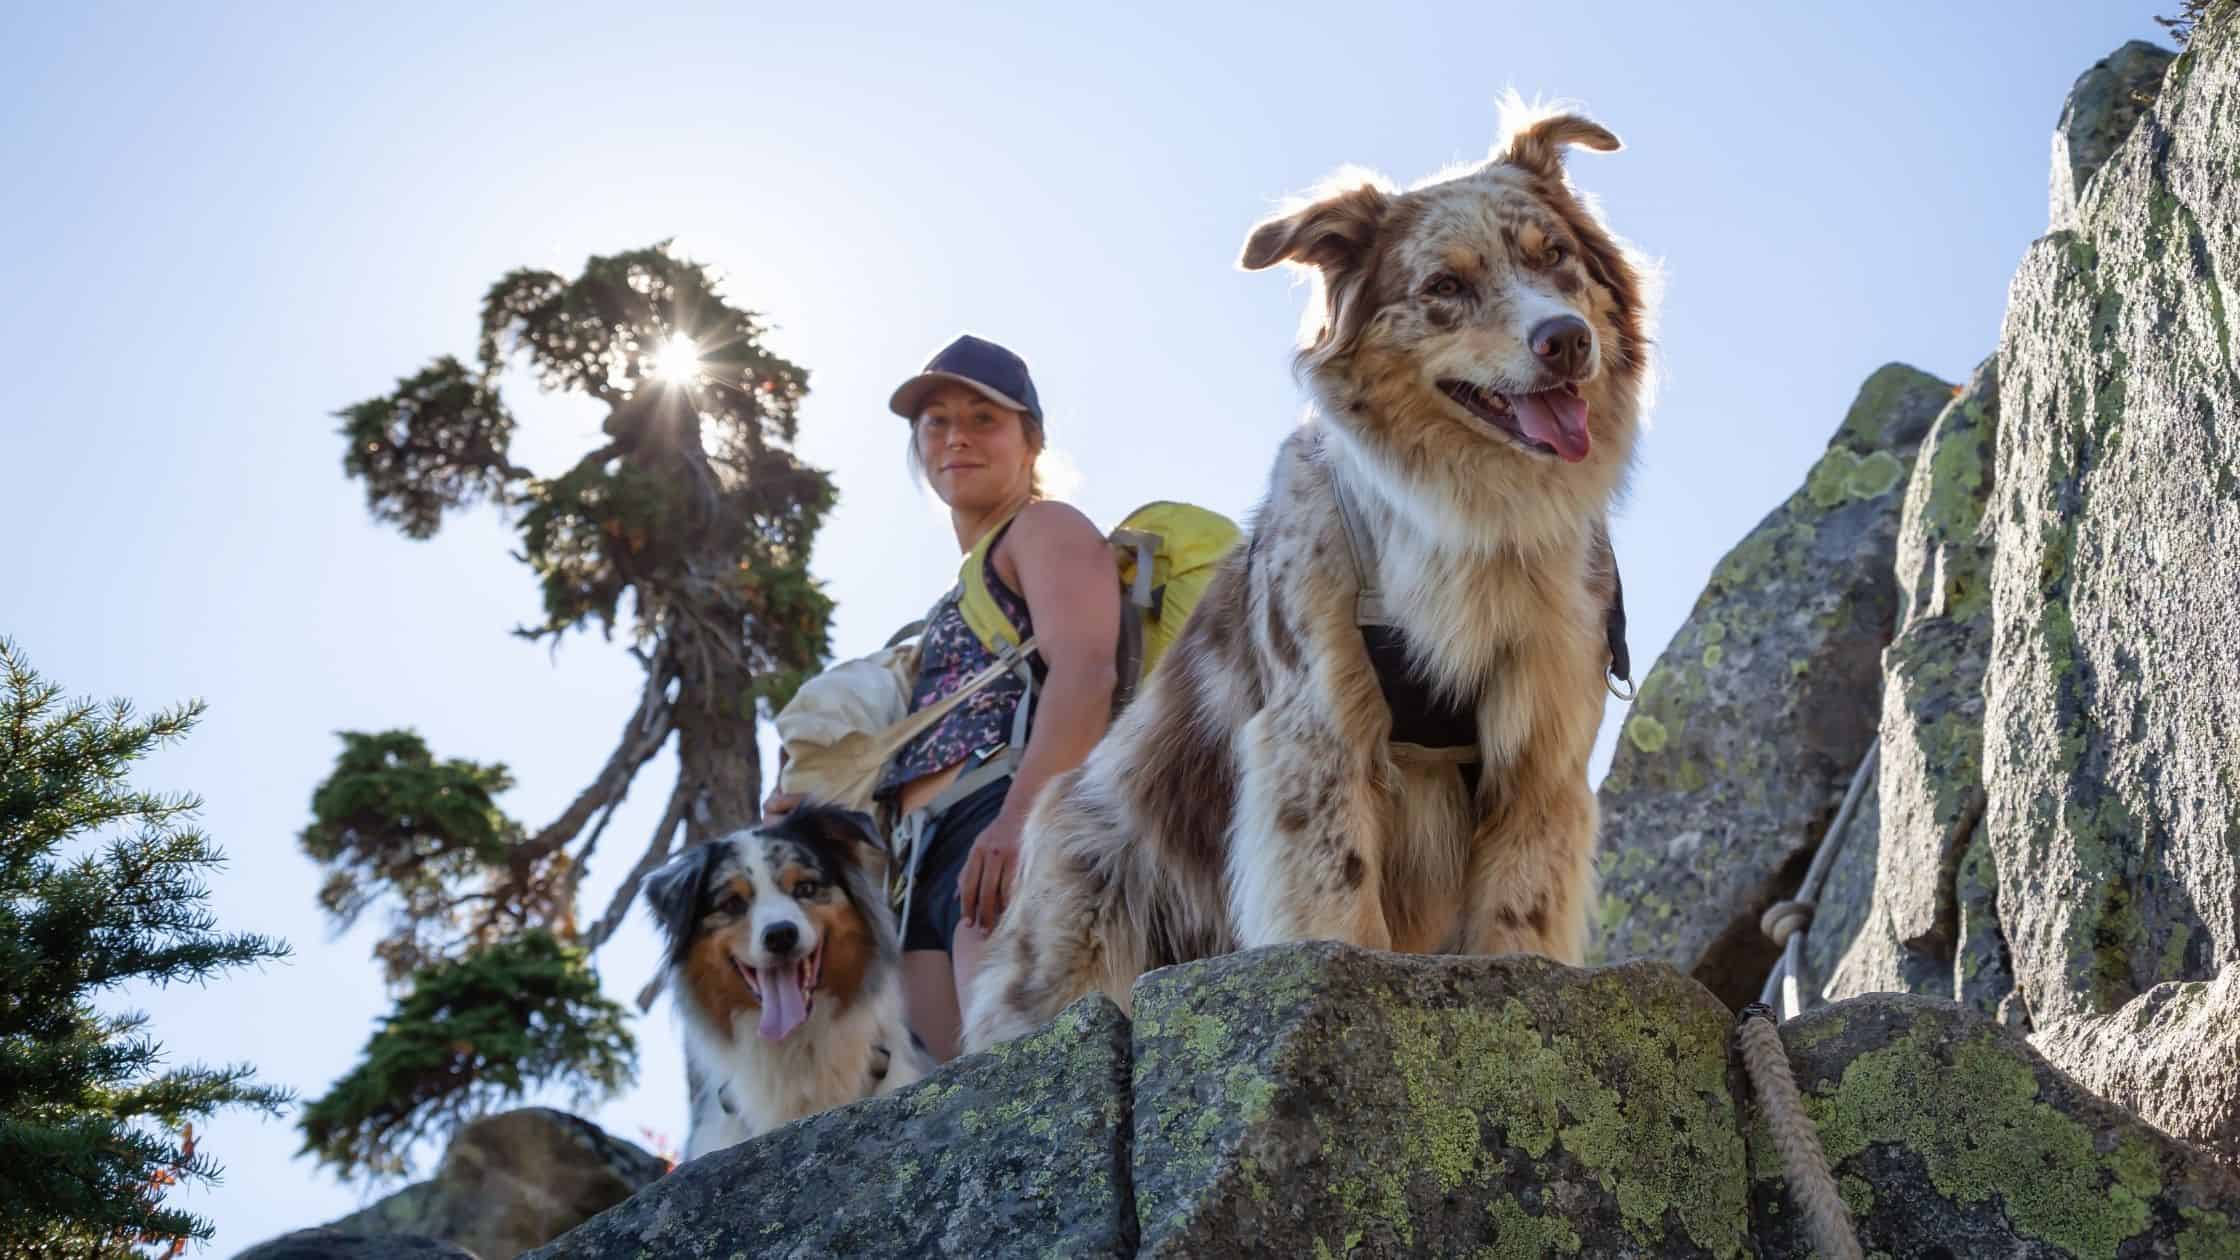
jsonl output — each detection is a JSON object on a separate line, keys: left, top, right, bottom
{"left": 915, "top": 383, "right": 1036, "bottom": 511}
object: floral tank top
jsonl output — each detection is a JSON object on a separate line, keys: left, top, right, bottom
{"left": 877, "top": 529, "right": 1038, "bottom": 800}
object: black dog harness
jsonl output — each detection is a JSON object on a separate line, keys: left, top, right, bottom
{"left": 1326, "top": 465, "right": 1634, "bottom": 795}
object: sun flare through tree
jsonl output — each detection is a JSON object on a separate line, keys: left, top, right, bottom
{"left": 298, "top": 243, "right": 837, "bottom": 1180}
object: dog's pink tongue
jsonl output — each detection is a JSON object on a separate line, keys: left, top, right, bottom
{"left": 756, "top": 965, "right": 809, "bottom": 1041}
{"left": 1512, "top": 390, "right": 1592, "bottom": 463}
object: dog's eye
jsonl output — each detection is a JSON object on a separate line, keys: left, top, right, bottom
{"left": 1425, "top": 274, "right": 1466, "bottom": 300}
{"left": 714, "top": 892, "right": 748, "bottom": 917}
{"left": 792, "top": 880, "right": 822, "bottom": 901}
{"left": 1542, "top": 244, "right": 1571, "bottom": 268}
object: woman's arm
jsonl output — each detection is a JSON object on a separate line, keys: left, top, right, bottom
{"left": 957, "top": 500, "right": 1121, "bottom": 930}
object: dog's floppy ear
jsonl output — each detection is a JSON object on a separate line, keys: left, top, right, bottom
{"left": 792, "top": 803, "right": 889, "bottom": 866}
{"left": 1499, "top": 109, "right": 1621, "bottom": 179}
{"left": 1238, "top": 177, "right": 1391, "bottom": 276}
{"left": 829, "top": 808, "right": 887, "bottom": 860}
{"left": 1239, "top": 174, "right": 1394, "bottom": 362}
{"left": 642, "top": 842, "right": 720, "bottom": 962}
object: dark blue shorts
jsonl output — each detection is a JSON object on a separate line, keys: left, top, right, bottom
{"left": 900, "top": 775, "right": 1012, "bottom": 954}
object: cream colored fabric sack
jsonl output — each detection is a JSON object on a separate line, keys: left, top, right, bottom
{"left": 772, "top": 644, "right": 918, "bottom": 812}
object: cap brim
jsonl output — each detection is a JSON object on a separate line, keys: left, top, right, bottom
{"left": 888, "top": 371, "right": 1031, "bottom": 421}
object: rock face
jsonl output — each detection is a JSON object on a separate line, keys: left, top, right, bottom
{"left": 1819, "top": 360, "right": 2017, "bottom": 1020}
{"left": 1129, "top": 946, "right": 1747, "bottom": 1258}
{"left": 1594, "top": 363, "right": 1952, "bottom": 1002}
{"left": 1983, "top": 11, "right": 2240, "bottom": 1158}
{"left": 1648, "top": 23, "right": 2240, "bottom": 1163}
{"left": 232, "top": 1231, "right": 475, "bottom": 1260}
{"left": 521, "top": 946, "right": 2238, "bottom": 1259}
{"left": 234, "top": 1109, "right": 667, "bottom": 1260}
{"left": 527, "top": 996, "right": 1137, "bottom": 1260}
{"left": 2050, "top": 40, "right": 2180, "bottom": 232}
{"left": 1749, "top": 995, "right": 2240, "bottom": 1259}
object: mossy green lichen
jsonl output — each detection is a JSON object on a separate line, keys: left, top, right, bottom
{"left": 1808, "top": 447, "right": 1864, "bottom": 509}
{"left": 1374, "top": 978, "right": 1747, "bottom": 1256}
{"left": 2177, "top": 1206, "right": 2240, "bottom": 1260}
{"left": 1840, "top": 1173, "right": 1876, "bottom": 1219}
{"left": 1479, "top": 1196, "right": 1583, "bottom": 1258}
{"left": 1792, "top": 1020, "right": 2168, "bottom": 1258}
{"left": 2160, "top": 922, "right": 2195, "bottom": 982}
{"left": 1845, "top": 450, "right": 1907, "bottom": 500}
{"left": 1625, "top": 715, "right": 1668, "bottom": 754}
{"left": 1140, "top": 956, "right": 1748, "bottom": 1258}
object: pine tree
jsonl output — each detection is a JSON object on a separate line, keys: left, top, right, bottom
{"left": 295, "top": 931, "right": 634, "bottom": 1182}
{"left": 0, "top": 638, "right": 291, "bottom": 1257}
{"left": 299, "top": 242, "right": 836, "bottom": 1178}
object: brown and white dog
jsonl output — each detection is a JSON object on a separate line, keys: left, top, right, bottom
{"left": 643, "top": 805, "right": 928, "bottom": 1159}
{"left": 966, "top": 106, "right": 1650, "bottom": 1050}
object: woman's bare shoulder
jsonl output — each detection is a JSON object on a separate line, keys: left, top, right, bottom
{"left": 995, "top": 499, "right": 1110, "bottom": 593}
{"left": 1009, "top": 498, "right": 1103, "bottom": 546}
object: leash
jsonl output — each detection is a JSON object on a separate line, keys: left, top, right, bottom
{"left": 1736, "top": 1001, "right": 1862, "bottom": 1259}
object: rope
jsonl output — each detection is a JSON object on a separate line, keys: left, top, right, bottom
{"left": 1760, "top": 899, "right": 1814, "bottom": 947}
{"left": 1736, "top": 1002, "right": 1862, "bottom": 1260}
{"left": 1757, "top": 737, "right": 1881, "bottom": 1017}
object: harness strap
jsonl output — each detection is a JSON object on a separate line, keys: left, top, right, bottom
{"left": 1326, "top": 458, "right": 1477, "bottom": 762}
{"left": 1329, "top": 473, "right": 1393, "bottom": 628}
{"left": 893, "top": 754, "right": 1017, "bottom": 924}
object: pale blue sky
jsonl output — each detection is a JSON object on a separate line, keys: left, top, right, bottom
{"left": 2, "top": 1, "right": 2167, "bottom": 1247}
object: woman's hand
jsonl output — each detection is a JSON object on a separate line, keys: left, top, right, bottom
{"left": 762, "top": 791, "right": 804, "bottom": 821}
{"left": 958, "top": 812, "right": 1025, "bottom": 931}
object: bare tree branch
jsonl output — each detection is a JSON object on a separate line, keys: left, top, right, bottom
{"left": 514, "top": 653, "right": 676, "bottom": 869}
{"left": 585, "top": 776, "right": 690, "bottom": 954}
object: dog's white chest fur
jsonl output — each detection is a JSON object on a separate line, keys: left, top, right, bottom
{"left": 682, "top": 987, "right": 920, "bottom": 1160}
{"left": 1332, "top": 441, "right": 1595, "bottom": 770}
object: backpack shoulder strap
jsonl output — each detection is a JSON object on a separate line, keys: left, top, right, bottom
{"left": 957, "top": 511, "right": 1027, "bottom": 654}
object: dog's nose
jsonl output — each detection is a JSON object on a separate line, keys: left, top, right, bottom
{"left": 1530, "top": 315, "right": 1593, "bottom": 378}
{"left": 762, "top": 922, "right": 799, "bottom": 956}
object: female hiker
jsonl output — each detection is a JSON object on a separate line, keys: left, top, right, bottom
{"left": 767, "top": 334, "right": 1120, "bottom": 1060}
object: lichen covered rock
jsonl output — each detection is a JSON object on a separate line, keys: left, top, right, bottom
{"left": 1817, "top": 359, "right": 2020, "bottom": 1018}
{"left": 236, "top": 1109, "right": 667, "bottom": 1260}
{"left": 526, "top": 996, "right": 1136, "bottom": 1260}
{"left": 1986, "top": 8, "right": 2240, "bottom": 1158}
{"left": 232, "top": 1232, "right": 474, "bottom": 1260}
{"left": 1595, "top": 363, "right": 1952, "bottom": 1002}
{"left": 1129, "top": 943, "right": 1749, "bottom": 1258}
{"left": 1749, "top": 995, "right": 2240, "bottom": 1259}
{"left": 2050, "top": 40, "right": 2180, "bottom": 233}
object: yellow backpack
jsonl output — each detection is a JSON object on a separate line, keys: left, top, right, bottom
{"left": 954, "top": 500, "right": 1241, "bottom": 708}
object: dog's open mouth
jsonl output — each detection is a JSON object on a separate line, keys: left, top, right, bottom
{"left": 737, "top": 946, "right": 823, "bottom": 1042}
{"left": 1440, "top": 380, "right": 1592, "bottom": 463}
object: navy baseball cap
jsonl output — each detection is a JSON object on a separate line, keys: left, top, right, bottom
{"left": 887, "top": 334, "right": 1044, "bottom": 425}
